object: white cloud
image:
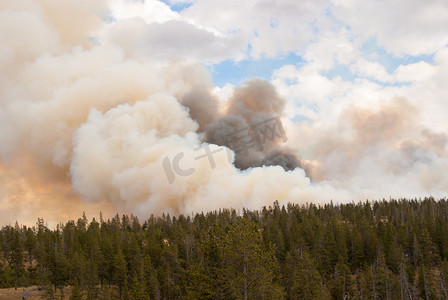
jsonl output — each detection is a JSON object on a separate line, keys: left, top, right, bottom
{"left": 103, "top": 0, "right": 448, "bottom": 65}
{"left": 102, "top": 18, "right": 247, "bottom": 62}
{"left": 393, "top": 61, "right": 437, "bottom": 82}
{"left": 332, "top": 0, "right": 448, "bottom": 56}
{"left": 302, "top": 28, "right": 358, "bottom": 71}
{"left": 350, "top": 59, "right": 392, "bottom": 82}
{"left": 349, "top": 59, "right": 438, "bottom": 84}
{"left": 182, "top": 0, "right": 329, "bottom": 58}
{"left": 110, "top": 0, "right": 180, "bottom": 23}
{"left": 212, "top": 83, "right": 234, "bottom": 102}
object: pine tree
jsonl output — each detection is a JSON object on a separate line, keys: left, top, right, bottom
{"left": 121, "top": 278, "right": 129, "bottom": 300}
{"left": 1, "top": 198, "right": 448, "bottom": 299}
{"left": 128, "top": 277, "right": 150, "bottom": 300}
{"left": 189, "top": 224, "right": 226, "bottom": 299}
{"left": 113, "top": 249, "right": 128, "bottom": 298}
{"left": 43, "top": 285, "right": 56, "bottom": 300}
{"left": 289, "top": 250, "right": 330, "bottom": 299}
{"left": 223, "top": 217, "right": 284, "bottom": 299}
{"left": 98, "top": 285, "right": 114, "bottom": 300}
{"left": 9, "top": 226, "right": 24, "bottom": 290}
{"left": 142, "top": 255, "right": 160, "bottom": 300}
{"left": 69, "top": 279, "right": 83, "bottom": 300}
{"left": 331, "top": 256, "right": 352, "bottom": 300}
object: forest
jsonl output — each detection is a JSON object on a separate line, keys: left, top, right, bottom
{"left": 1, "top": 197, "right": 448, "bottom": 299}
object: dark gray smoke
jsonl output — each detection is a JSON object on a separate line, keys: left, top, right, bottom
{"left": 181, "top": 86, "right": 219, "bottom": 131}
{"left": 181, "top": 78, "right": 304, "bottom": 173}
{"left": 263, "top": 148, "right": 304, "bottom": 171}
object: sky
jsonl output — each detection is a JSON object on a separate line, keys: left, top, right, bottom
{"left": 1, "top": 0, "right": 448, "bottom": 225}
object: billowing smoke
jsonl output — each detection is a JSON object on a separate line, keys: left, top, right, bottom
{"left": 182, "top": 79, "right": 304, "bottom": 172}
{"left": 0, "top": 0, "right": 447, "bottom": 226}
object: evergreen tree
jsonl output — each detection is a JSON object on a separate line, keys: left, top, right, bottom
{"left": 69, "top": 279, "right": 83, "bottom": 300}
{"left": 9, "top": 226, "right": 24, "bottom": 290}
{"left": 287, "top": 250, "right": 330, "bottom": 299}
{"left": 142, "top": 255, "right": 160, "bottom": 300}
{"left": 223, "top": 217, "right": 284, "bottom": 299}
{"left": 113, "top": 249, "right": 128, "bottom": 298}
{"left": 128, "top": 277, "right": 150, "bottom": 300}
{"left": 0, "top": 198, "right": 447, "bottom": 299}
{"left": 43, "top": 285, "right": 56, "bottom": 300}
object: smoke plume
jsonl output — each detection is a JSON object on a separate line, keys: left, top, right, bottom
{"left": 0, "top": 0, "right": 447, "bottom": 226}
{"left": 182, "top": 79, "right": 304, "bottom": 171}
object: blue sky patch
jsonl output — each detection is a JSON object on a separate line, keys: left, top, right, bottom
{"left": 321, "top": 64, "right": 356, "bottom": 82}
{"left": 361, "top": 37, "right": 435, "bottom": 73}
{"left": 207, "top": 53, "right": 303, "bottom": 87}
{"left": 159, "top": 0, "right": 192, "bottom": 12}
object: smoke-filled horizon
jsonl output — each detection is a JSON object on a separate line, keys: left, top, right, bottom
{"left": 1, "top": 0, "right": 447, "bottom": 226}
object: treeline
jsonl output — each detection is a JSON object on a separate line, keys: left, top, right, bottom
{"left": 1, "top": 198, "right": 448, "bottom": 299}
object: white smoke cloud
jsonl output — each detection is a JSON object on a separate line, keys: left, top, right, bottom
{"left": 1, "top": 0, "right": 447, "bottom": 226}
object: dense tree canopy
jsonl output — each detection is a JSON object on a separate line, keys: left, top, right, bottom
{"left": 1, "top": 197, "right": 448, "bottom": 299}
